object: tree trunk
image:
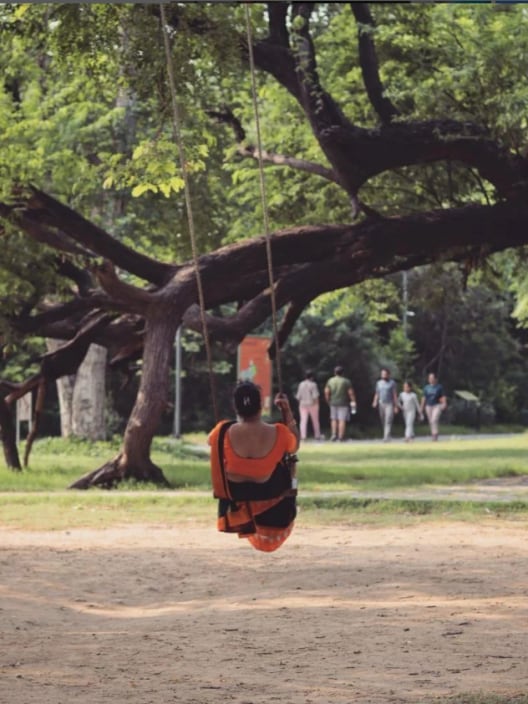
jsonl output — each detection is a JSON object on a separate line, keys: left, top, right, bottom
{"left": 47, "top": 339, "right": 74, "bottom": 436}
{"left": 47, "top": 340, "right": 107, "bottom": 440}
{"left": 71, "top": 343, "right": 107, "bottom": 440}
{"left": 56, "top": 374, "right": 75, "bottom": 436}
{"left": 70, "top": 309, "right": 177, "bottom": 488}
{"left": 0, "top": 398, "right": 21, "bottom": 470}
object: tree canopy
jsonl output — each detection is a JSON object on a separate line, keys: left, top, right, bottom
{"left": 1, "top": 2, "right": 528, "bottom": 484}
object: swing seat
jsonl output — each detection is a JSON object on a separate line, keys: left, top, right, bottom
{"left": 211, "top": 421, "right": 297, "bottom": 552}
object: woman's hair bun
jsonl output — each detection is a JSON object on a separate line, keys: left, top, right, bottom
{"left": 233, "top": 381, "right": 262, "bottom": 418}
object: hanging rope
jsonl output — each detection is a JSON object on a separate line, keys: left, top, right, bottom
{"left": 244, "top": 4, "right": 284, "bottom": 394}
{"left": 160, "top": 4, "right": 219, "bottom": 423}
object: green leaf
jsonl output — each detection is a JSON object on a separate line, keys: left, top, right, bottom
{"left": 131, "top": 183, "right": 158, "bottom": 197}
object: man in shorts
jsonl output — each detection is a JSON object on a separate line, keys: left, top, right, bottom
{"left": 324, "top": 366, "right": 356, "bottom": 441}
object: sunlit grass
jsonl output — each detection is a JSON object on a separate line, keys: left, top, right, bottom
{"left": 0, "top": 431, "right": 527, "bottom": 493}
{"left": 297, "top": 434, "right": 528, "bottom": 491}
{"left": 0, "top": 493, "right": 212, "bottom": 530}
{"left": 2, "top": 492, "right": 528, "bottom": 531}
{"left": 1, "top": 430, "right": 528, "bottom": 530}
{"left": 0, "top": 435, "right": 209, "bottom": 491}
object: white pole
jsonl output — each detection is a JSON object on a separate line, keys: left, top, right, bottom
{"left": 173, "top": 326, "right": 182, "bottom": 438}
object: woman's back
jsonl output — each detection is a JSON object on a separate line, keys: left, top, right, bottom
{"left": 227, "top": 421, "right": 277, "bottom": 459}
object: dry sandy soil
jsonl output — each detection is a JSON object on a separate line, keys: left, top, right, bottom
{"left": 1, "top": 520, "right": 527, "bottom": 704}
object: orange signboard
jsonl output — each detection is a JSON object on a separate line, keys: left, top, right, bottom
{"left": 237, "top": 336, "right": 273, "bottom": 415}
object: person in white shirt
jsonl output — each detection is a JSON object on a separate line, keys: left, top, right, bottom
{"left": 295, "top": 371, "right": 323, "bottom": 441}
{"left": 398, "top": 381, "right": 423, "bottom": 442}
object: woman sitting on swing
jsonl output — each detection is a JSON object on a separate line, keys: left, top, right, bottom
{"left": 209, "top": 381, "right": 300, "bottom": 552}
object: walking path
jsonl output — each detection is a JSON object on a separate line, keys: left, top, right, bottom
{"left": 300, "top": 479, "right": 528, "bottom": 504}
{"left": 308, "top": 432, "right": 521, "bottom": 444}
{"left": 2, "top": 480, "right": 528, "bottom": 504}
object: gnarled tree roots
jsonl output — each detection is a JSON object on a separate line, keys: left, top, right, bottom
{"left": 69, "top": 453, "right": 171, "bottom": 489}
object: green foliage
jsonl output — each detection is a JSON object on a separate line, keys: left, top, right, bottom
{"left": 374, "top": 4, "right": 528, "bottom": 146}
{"left": 407, "top": 263, "right": 528, "bottom": 420}
{"left": 508, "top": 249, "right": 528, "bottom": 329}
{"left": 0, "top": 224, "right": 72, "bottom": 340}
{"left": 383, "top": 326, "right": 417, "bottom": 381}
{"left": 1, "top": 336, "right": 46, "bottom": 381}
{"left": 310, "top": 279, "right": 400, "bottom": 326}
{"left": 2, "top": 2, "right": 528, "bottom": 255}
{"left": 274, "top": 259, "right": 528, "bottom": 426}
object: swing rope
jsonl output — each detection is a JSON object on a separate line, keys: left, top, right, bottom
{"left": 160, "top": 4, "right": 219, "bottom": 423}
{"left": 160, "top": 3, "right": 284, "bottom": 422}
{"left": 244, "top": 4, "right": 284, "bottom": 395}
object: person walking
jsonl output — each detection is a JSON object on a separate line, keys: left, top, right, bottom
{"left": 295, "top": 370, "right": 323, "bottom": 441}
{"left": 420, "top": 372, "right": 447, "bottom": 441}
{"left": 324, "top": 365, "right": 356, "bottom": 442}
{"left": 398, "top": 380, "right": 423, "bottom": 442}
{"left": 372, "top": 367, "right": 399, "bottom": 442}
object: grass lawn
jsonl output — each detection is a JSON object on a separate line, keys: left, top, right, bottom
{"left": 298, "top": 435, "right": 528, "bottom": 491}
{"left": 0, "top": 431, "right": 527, "bottom": 530}
{"left": 1, "top": 430, "right": 527, "bottom": 492}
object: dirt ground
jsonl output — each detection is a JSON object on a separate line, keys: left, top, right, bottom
{"left": 1, "top": 520, "right": 527, "bottom": 704}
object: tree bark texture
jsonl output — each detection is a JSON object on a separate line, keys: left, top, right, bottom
{"left": 71, "top": 344, "right": 107, "bottom": 441}
{"left": 0, "top": 396, "right": 21, "bottom": 470}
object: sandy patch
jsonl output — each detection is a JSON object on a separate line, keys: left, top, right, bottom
{"left": 1, "top": 520, "right": 527, "bottom": 703}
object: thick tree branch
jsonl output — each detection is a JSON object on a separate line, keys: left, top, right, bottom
{"left": 92, "top": 260, "right": 155, "bottom": 313}
{"left": 12, "top": 292, "right": 139, "bottom": 336}
{"left": 158, "top": 4, "right": 528, "bottom": 201}
{"left": 350, "top": 2, "right": 400, "bottom": 125}
{"left": 55, "top": 258, "right": 93, "bottom": 296}
{"left": 4, "top": 187, "right": 528, "bottom": 483}
{"left": 9, "top": 185, "right": 528, "bottom": 361}
{"left": 321, "top": 120, "right": 528, "bottom": 196}
{"left": 251, "top": 40, "right": 300, "bottom": 103}
{"left": 267, "top": 2, "right": 290, "bottom": 48}
{"left": 0, "top": 204, "right": 92, "bottom": 257}
{"left": 290, "top": 3, "right": 352, "bottom": 133}
{"left": 169, "top": 198, "right": 528, "bottom": 351}
{"left": 13, "top": 188, "right": 176, "bottom": 286}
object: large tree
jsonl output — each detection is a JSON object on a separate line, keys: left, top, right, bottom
{"left": 1, "top": 3, "right": 528, "bottom": 485}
